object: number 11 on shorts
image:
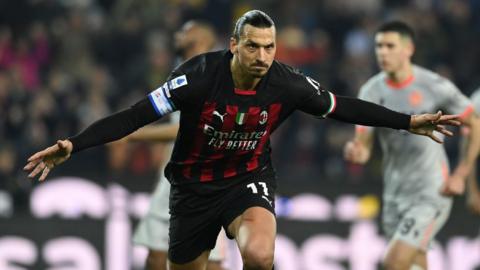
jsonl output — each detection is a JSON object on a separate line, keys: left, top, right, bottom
{"left": 247, "top": 182, "right": 272, "bottom": 206}
{"left": 247, "top": 182, "right": 269, "bottom": 196}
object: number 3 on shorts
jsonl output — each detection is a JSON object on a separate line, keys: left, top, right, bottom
{"left": 247, "top": 182, "right": 269, "bottom": 196}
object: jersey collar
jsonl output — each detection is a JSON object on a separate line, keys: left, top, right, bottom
{"left": 385, "top": 74, "right": 415, "bottom": 90}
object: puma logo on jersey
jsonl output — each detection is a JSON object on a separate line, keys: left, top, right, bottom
{"left": 262, "top": 195, "right": 272, "bottom": 206}
{"left": 213, "top": 110, "right": 227, "bottom": 122}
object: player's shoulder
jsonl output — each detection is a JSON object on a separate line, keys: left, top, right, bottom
{"left": 173, "top": 50, "right": 228, "bottom": 78}
{"left": 269, "top": 60, "right": 311, "bottom": 87}
{"left": 413, "top": 65, "right": 452, "bottom": 88}
{"left": 271, "top": 60, "right": 303, "bottom": 76}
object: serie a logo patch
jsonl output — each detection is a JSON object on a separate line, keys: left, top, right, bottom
{"left": 168, "top": 75, "right": 188, "bottom": 90}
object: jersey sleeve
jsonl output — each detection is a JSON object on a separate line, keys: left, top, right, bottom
{"left": 293, "top": 74, "right": 337, "bottom": 118}
{"left": 147, "top": 55, "right": 209, "bottom": 116}
{"left": 436, "top": 77, "right": 473, "bottom": 118}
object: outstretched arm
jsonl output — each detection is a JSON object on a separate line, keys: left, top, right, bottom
{"left": 325, "top": 95, "right": 460, "bottom": 142}
{"left": 442, "top": 112, "right": 480, "bottom": 196}
{"left": 300, "top": 92, "right": 460, "bottom": 141}
{"left": 24, "top": 98, "right": 160, "bottom": 181}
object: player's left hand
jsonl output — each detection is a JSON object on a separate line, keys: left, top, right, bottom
{"left": 408, "top": 111, "right": 461, "bottom": 143}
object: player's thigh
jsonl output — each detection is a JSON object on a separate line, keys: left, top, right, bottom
{"left": 413, "top": 251, "right": 427, "bottom": 269}
{"left": 227, "top": 206, "right": 276, "bottom": 250}
{"left": 146, "top": 249, "right": 168, "bottom": 270}
{"left": 206, "top": 261, "right": 224, "bottom": 270}
{"left": 222, "top": 172, "right": 277, "bottom": 249}
{"left": 221, "top": 174, "right": 277, "bottom": 267}
{"left": 168, "top": 250, "right": 210, "bottom": 270}
{"left": 384, "top": 239, "right": 419, "bottom": 269}
{"left": 383, "top": 239, "right": 427, "bottom": 269}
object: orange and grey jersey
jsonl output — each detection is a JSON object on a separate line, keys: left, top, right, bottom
{"left": 357, "top": 65, "right": 473, "bottom": 203}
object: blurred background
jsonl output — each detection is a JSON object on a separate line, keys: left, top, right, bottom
{"left": 1, "top": 0, "right": 479, "bottom": 269}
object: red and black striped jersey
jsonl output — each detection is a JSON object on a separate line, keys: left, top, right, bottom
{"left": 70, "top": 50, "right": 410, "bottom": 191}
{"left": 147, "top": 50, "right": 336, "bottom": 190}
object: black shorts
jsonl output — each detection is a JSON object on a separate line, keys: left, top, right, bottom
{"left": 167, "top": 167, "right": 276, "bottom": 264}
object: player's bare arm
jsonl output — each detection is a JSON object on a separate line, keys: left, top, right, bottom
{"left": 442, "top": 112, "right": 480, "bottom": 196}
{"left": 24, "top": 97, "right": 162, "bottom": 181}
{"left": 466, "top": 164, "right": 480, "bottom": 214}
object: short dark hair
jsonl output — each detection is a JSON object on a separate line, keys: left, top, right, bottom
{"left": 232, "top": 10, "right": 275, "bottom": 41}
{"left": 377, "top": 21, "right": 415, "bottom": 42}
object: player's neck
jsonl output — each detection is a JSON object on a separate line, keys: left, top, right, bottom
{"left": 387, "top": 63, "right": 413, "bottom": 84}
{"left": 230, "top": 58, "right": 261, "bottom": 90}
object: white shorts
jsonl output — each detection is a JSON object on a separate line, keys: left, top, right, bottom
{"left": 383, "top": 199, "right": 452, "bottom": 251}
{"left": 133, "top": 177, "right": 227, "bottom": 261}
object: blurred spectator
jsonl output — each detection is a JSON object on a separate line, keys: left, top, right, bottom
{"left": 0, "top": 26, "right": 14, "bottom": 68}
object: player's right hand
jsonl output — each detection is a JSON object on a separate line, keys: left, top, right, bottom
{"left": 344, "top": 140, "right": 370, "bottom": 164}
{"left": 408, "top": 111, "right": 461, "bottom": 143}
{"left": 23, "top": 139, "right": 73, "bottom": 181}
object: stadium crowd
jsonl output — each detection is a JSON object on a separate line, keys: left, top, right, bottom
{"left": 2, "top": 0, "right": 480, "bottom": 205}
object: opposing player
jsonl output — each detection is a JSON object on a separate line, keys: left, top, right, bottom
{"left": 344, "top": 21, "right": 480, "bottom": 270}
{"left": 131, "top": 21, "right": 226, "bottom": 270}
{"left": 25, "top": 11, "right": 461, "bottom": 270}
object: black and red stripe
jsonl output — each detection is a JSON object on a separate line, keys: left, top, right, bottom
{"left": 181, "top": 102, "right": 216, "bottom": 179}
{"left": 246, "top": 103, "right": 282, "bottom": 171}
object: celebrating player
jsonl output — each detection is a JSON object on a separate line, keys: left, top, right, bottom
{"left": 26, "top": 11, "right": 461, "bottom": 270}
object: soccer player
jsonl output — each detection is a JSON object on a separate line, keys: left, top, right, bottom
{"left": 344, "top": 21, "right": 480, "bottom": 270}
{"left": 130, "top": 21, "right": 226, "bottom": 270}
{"left": 466, "top": 88, "right": 480, "bottom": 215}
{"left": 25, "top": 11, "right": 461, "bottom": 270}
